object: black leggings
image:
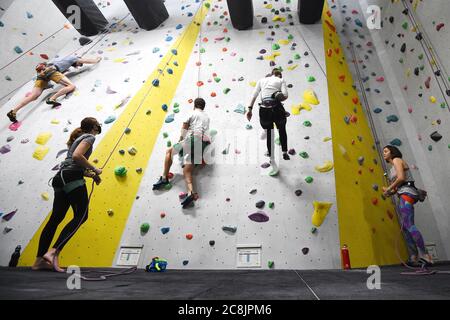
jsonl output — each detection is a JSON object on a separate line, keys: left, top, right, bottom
{"left": 259, "top": 103, "right": 288, "bottom": 154}
{"left": 37, "top": 170, "right": 89, "bottom": 257}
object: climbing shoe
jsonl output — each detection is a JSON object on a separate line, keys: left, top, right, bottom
{"left": 152, "top": 176, "right": 170, "bottom": 190}
{"left": 6, "top": 110, "right": 17, "bottom": 123}
{"left": 283, "top": 152, "right": 290, "bottom": 160}
{"left": 181, "top": 193, "right": 196, "bottom": 208}
{"left": 46, "top": 98, "right": 61, "bottom": 108}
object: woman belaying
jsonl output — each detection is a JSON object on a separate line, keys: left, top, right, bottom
{"left": 32, "top": 117, "right": 103, "bottom": 272}
{"left": 382, "top": 145, "right": 433, "bottom": 267}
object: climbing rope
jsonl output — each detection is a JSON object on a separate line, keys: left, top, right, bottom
{"left": 46, "top": 2, "right": 207, "bottom": 281}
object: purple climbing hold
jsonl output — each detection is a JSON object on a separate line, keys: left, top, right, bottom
{"left": 259, "top": 49, "right": 267, "bottom": 54}
{"left": 288, "top": 149, "right": 296, "bottom": 155}
{"left": 248, "top": 212, "right": 269, "bottom": 223}
{"left": 261, "top": 162, "right": 270, "bottom": 169}
{"left": 2, "top": 209, "right": 17, "bottom": 221}
{"left": 0, "top": 144, "right": 11, "bottom": 154}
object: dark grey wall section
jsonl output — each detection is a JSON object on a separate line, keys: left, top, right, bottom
{"left": 298, "top": 0, "right": 325, "bottom": 24}
{"left": 123, "top": 0, "right": 169, "bottom": 31}
{"left": 226, "top": 0, "right": 254, "bottom": 30}
{"left": 51, "top": 0, "right": 108, "bottom": 36}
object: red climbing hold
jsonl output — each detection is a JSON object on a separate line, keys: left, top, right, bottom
{"left": 186, "top": 234, "right": 193, "bottom": 240}
{"left": 168, "top": 172, "right": 174, "bottom": 179}
{"left": 197, "top": 81, "right": 204, "bottom": 87}
{"left": 222, "top": 48, "right": 227, "bottom": 52}
{"left": 211, "top": 92, "right": 216, "bottom": 97}
{"left": 188, "top": 98, "right": 193, "bottom": 104}
{"left": 387, "top": 210, "right": 394, "bottom": 220}
{"left": 325, "top": 20, "right": 336, "bottom": 32}
{"left": 196, "top": 61, "right": 201, "bottom": 66}
{"left": 436, "top": 23, "right": 444, "bottom": 31}
{"left": 339, "top": 75, "right": 346, "bottom": 82}
{"left": 160, "top": 212, "right": 166, "bottom": 218}
{"left": 371, "top": 198, "right": 378, "bottom": 205}
{"left": 352, "top": 97, "right": 359, "bottom": 104}
{"left": 40, "top": 54, "right": 49, "bottom": 60}
{"left": 350, "top": 115, "right": 358, "bottom": 123}
{"left": 327, "top": 49, "right": 333, "bottom": 57}
{"left": 202, "top": 37, "right": 208, "bottom": 42}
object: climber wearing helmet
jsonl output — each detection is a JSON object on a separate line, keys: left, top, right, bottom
{"left": 6, "top": 55, "right": 102, "bottom": 123}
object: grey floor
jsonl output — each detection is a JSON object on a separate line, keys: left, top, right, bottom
{"left": 1, "top": 263, "right": 450, "bottom": 300}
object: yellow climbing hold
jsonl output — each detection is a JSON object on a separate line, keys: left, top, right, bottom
{"left": 287, "top": 64, "right": 298, "bottom": 71}
{"left": 96, "top": 104, "right": 103, "bottom": 111}
{"left": 35, "top": 132, "right": 52, "bottom": 145}
{"left": 278, "top": 39, "right": 290, "bottom": 46}
{"left": 311, "top": 201, "right": 333, "bottom": 227}
{"left": 291, "top": 106, "right": 300, "bottom": 115}
{"left": 430, "top": 96, "right": 437, "bottom": 103}
{"left": 264, "top": 4, "right": 273, "bottom": 9}
{"left": 303, "top": 89, "right": 320, "bottom": 105}
{"left": 272, "top": 15, "right": 286, "bottom": 22}
{"left": 41, "top": 192, "right": 50, "bottom": 201}
{"left": 338, "top": 144, "right": 350, "bottom": 161}
{"left": 406, "top": 68, "right": 411, "bottom": 77}
{"left": 299, "top": 102, "right": 312, "bottom": 112}
{"left": 323, "top": 137, "right": 332, "bottom": 142}
{"left": 315, "top": 160, "right": 334, "bottom": 173}
{"left": 51, "top": 119, "right": 60, "bottom": 124}
{"left": 33, "top": 146, "right": 49, "bottom": 160}
{"left": 249, "top": 81, "right": 256, "bottom": 87}
{"left": 264, "top": 52, "right": 281, "bottom": 61}
{"left": 114, "top": 58, "right": 126, "bottom": 63}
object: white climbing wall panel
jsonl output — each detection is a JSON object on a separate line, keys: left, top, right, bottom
{"left": 0, "top": 0, "right": 199, "bottom": 265}
{"left": 116, "top": 0, "right": 341, "bottom": 270}
{"left": 328, "top": 0, "right": 450, "bottom": 259}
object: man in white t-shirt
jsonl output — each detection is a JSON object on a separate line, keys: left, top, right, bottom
{"left": 247, "top": 68, "right": 290, "bottom": 160}
{"left": 153, "top": 98, "right": 211, "bottom": 208}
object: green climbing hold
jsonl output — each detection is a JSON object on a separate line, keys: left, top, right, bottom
{"left": 299, "top": 151, "right": 309, "bottom": 159}
{"left": 214, "top": 77, "right": 221, "bottom": 83}
{"left": 272, "top": 43, "right": 280, "bottom": 50}
{"left": 141, "top": 223, "right": 150, "bottom": 234}
{"left": 311, "top": 227, "right": 317, "bottom": 234}
{"left": 163, "top": 132, "right": 168, "bottom": 138}
{"left": 402, "top": 21, "right": 408, "bottom": 29}
{"left": 305, "top": 176, "right": 313, "bottom": 183}
{"left": 164, "top": 183, "right": 172, "bottom": 190}
{"left": 114, "top": 166, "right": 127, "bottom": 177}
{"left": 288, "top": 34, "right": 294, "bottom": 40}
{"left": 303, "top": 121, "right": 312, "bottom": 127}
{"left": 386, "top": 115, "right": 399, "bottom": 123}
{"left": 268, "top": 261, "right": 274, "bottom": 268}
{"left": 209, "top": 129, "right": 218, "bottom": 137}
{"left": 275, "top": 137, "right": 280, "bottom": 145}
{"left": 269, "top": 202, "right": 274, "bottom": 209}
{"left": 428, "top": 145, "right": 432, "bottom": 151}
{"left": 223, "top": 88, "right": 231, "bottom": 94}
{"left": 239, "top": 57, "right": 244, "bottom": 62}
{"left": 204, "top": 2, "right": 210, "bottom": 8}
{"left": 173, "top": 108, "right": 180, "bottom": 113}
{"left": 307, "top": 76, "right": 316, "bottom": 82}
{"left": 200, "top": 48, "right": 205, "bottom": 53}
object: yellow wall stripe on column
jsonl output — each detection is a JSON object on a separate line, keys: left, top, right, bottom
{"left": 322, "top": 3, "right": 408, "bottom": 267}
{"left": 19, "top": 2, "right": 210, "bottom": 267}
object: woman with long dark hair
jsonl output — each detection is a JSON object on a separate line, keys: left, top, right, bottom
{"left": 32, "top": 117, "right": 103, "bottom": 272}
{"left": 382, "top": 145, "right": 433, "bottom": 266}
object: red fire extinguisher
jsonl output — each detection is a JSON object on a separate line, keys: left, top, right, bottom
{"left": 341, "top": 244, "right": 351, "bottom": 270}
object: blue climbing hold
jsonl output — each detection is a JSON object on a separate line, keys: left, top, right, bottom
{"left": 162, "top": 104, "right": 168, "bottom": 111}
{"left": 171, "top": 49, "right": 178, "bottom": 55}
{"left": 390, "top": 138, "right": 402, "bottom": 146}
{"left": 187, "top": 12, "right": 193, "bottom": 17}
{"left": 355, "top": 19, "right": 363, "bottom": 28}
{"left": 167, "top": 68, "right": 173, "bottom": 75}
{"left": 386, "top": 115, "right": 399, "bottom": 123}
{"left": 0, "top": 21, "right": 4, "bottom": 27}
{"left": 173, "top": 61, "right": 179, "bottom": 66}
{"left": 153, "top": 47, "right": 160, "bottom": 53}
{"left": 165, "top": 114, "right": 175, "bottom": 123}
{"left": 182, "top": 260, "right": 189, "bottom": 266}
{"left": 26, "top": 12, "right": 33, "bottom": 19}
{"left": 14, "top": 46, "right": 23, "bottom": 54}
{"left": 104, "top": 115, "right": 116, "bottom": 124}
{"left": 176, "top": 24, "right": 183, "bottom": 30}
{"left": 152, "top": 79, "right": 160, "bottom": 87}
{"left": 373, "top": 108, "right": 383, "bottom": 114}
{"left": 161, "top": 227, "right": 170, "bottom": 235}
{"left": 165, "top": 36, "right": 173, "bottom": 42}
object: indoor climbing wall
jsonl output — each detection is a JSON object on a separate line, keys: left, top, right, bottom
{"left": 1, "top": 0, "right": 201, "bottom": 266}
{"left": 323, "top": 1, "right": 410, "bottom": 268}
{"left": 117, "top": 0, "right": 341, "bottom": 270}
{"left": 0, "top": 0, "right": 77, "bottom": 104}
{"left": 328, "top": 0, "right": 449, "bottom": 260}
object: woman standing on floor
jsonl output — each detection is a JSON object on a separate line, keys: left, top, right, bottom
{"left": 32, "top": 117, "right": 103, "bottom": 272}
{"left": 382, "top": 145, "right": 433, "bottom": 266}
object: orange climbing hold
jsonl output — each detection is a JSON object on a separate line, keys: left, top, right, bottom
{"left": 371, "top": 198, "right": 378, "bottom": 205}
{"left": 211, "top": 92, "right": 216, "bottom": 97}
{"left": 352, "top": 97, "right": 359, "bottom": 105}
{"left": 325, "top": 20, "right": 336, "bottom": 32}
{"left": 339, "top": 75, "right": 346, "bottom": 82}
{"left": 350, "top": 115, "right": 358, "bottom": 123}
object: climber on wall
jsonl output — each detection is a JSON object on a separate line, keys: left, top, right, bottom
{"left": 382, "top": 145, "right": 433, "bottom": 267}
{"left": 246, "top": 68, "right": 290, "bottom": 160}
{"left": 6, "top": 55, "right": 102, "bottom": 123}
{"left": 32, "top": 117, "right": 103, "bottom": 272}
{"left": 152, "top": 98, "right": 211, "bottom": 209}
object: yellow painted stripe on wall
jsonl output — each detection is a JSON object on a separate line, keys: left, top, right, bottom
{"left": 322, "top": 3, "right": 408, "bottom": 267}
{"left": 19, "top": 3, "right": 210, "bottom": 267}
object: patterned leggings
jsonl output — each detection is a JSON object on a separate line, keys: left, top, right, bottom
{"left": 398, "top": 193, "right": 427, "bottom": 256}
